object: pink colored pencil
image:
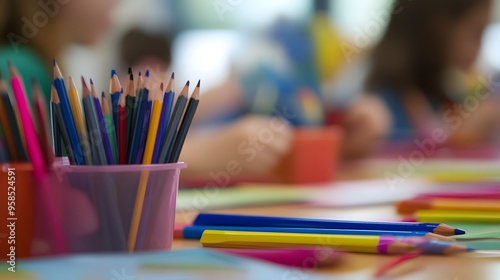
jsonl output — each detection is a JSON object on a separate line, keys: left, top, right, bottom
{"left": 8, "top": 62, "right": 67, "bottom": 254}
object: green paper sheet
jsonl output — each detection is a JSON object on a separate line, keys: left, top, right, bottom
{"left": 452, "top": 222, "right": 500, "bottom": 250}
{"left": 176, "top": 186, "right": 311, "bottom": 211}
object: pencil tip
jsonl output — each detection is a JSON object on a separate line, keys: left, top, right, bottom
{"left": 111, "top": 69, "right": 117, "bottom": 78}
{"left": 186, "top": 81, "right": 190, "bottom": 87}
{"left": 102, "top": 91, "right": 106, "bottom": 99}
{"left": 145, "top": 69, "right": 150, "bottom": 77}
{"left": 128, "top": 67, "right": 132, "bottom": 75}
{"left": 454, "top": 229, "right": 466, "bottom": 235}
{"left": 196, "top": 80, "right": 200, "bottom": 88}
{"left": 90, "top": 78, "right": 94, "bottom": 85}
{"left": 52, "top": 59, "right": 56, "bottom": 66}
{"left": 160, "top": 82, "right": 164, "bottom": 91}
{"left": 138, "top": 71, "right": 142, "bottom": 77}
{"left": 171, "top": 72, "right": 175, "bottom": 79}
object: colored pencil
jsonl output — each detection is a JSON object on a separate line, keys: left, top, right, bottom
{"left": 168, "top": 80, "right": 200, "bottom": 163}
{"left": 51, "top": 85, "right": 76, "bottom": 165}
{"left": 152, "top": 73, "right": 175, "bottom": 164}
{"left": 157, "top": 81, "right": 189, "bottom": 163}
{"left": 125, "top": 69, "right": 136, "bottom": 157}
{"left": 118, "top": 90, "right": 127, "bottom": 164}
{"left": 417, "top": 191, "right": 500, "bottom": 200}
{"left": 81, "top": 78, "right": 107, "bottom": 165}
{"left": 102, "top": 92, "right": 118, "bottom": 163}
{"left": 397, "top": 198, "right": 500, "bottom": 215}
{"left": 0, "top": 70, "right": 26, "bottom": 161}
{"left": 50, "top": 96, "right": 63, "bottom": 157}
{"left": 32, "top": 79, "right": 54, "bottom": 168}
{"left": 110, "top": 69, "right": 121, "bottom": 138}
{"left": 134, "top": 84, "right": 165, "bottom": 249}
{"left": 416, "top": 210, "right": 500, "bottom": 223}
{"left": 214, "top": 248, "right": 343, "bottom": 267}
{"left": 90, "top": 79, "right": 114, "bottom": 165}
{"left": 175, "top": 225, "right": 454, "bottom": 241}
{"left": 9, "top": 62, "right": 67, "bottom": 253}
{"left": 200, "top": 230, "right": 415, "bottom": 254}
{"left": 399, "top": 237, "right": 472, "bottom": 255}
{"left": 68, "top": 77, "right": 93, "bottom": 165}
{"left": 53, "top": 60, "right": 85, "bottom": 165}
{"left": 193, "top": 213, "right": 465, "bottom": 236}
{"left": 128, "top": 71, "right": 149, "bottom": 164}
{"left": 134, "top": 75, "right": 153, "bottom": 163}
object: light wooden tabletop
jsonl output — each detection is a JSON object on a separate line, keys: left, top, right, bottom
{"left": 173, "top": 203, "right": 500, "bottom": 279}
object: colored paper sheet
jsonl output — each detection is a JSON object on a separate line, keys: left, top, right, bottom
{"left": 176, "top": 185, "right": 311, "bottom": 211}
{"left": 0, "top": 249, "right": 330, "bottom": 280}
{"left": 452, "top": 223, "right": 500, "bottom": 250}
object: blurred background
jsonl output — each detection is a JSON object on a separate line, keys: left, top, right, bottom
{"left": 64, "top": 0, "right": 500, "bottom": 93}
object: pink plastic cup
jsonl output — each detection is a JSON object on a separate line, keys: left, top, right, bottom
{"left": 51, "top": 161, "right": 186, "bottom": 254}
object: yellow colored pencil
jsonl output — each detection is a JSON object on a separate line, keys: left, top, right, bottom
{"left": 200, "top": 230, "right": 415, "bottom": 254}
{"left": 416, "top": 210, "right": 500, "bottom": 223}
{"left": 142, "top": 85, "right": 164, "bottom": 164}
{"left": 68, "top": 77, "right": 92, "bottom": 165}
{"left": 128, "top": 84, "right": 164, "bottom": 252}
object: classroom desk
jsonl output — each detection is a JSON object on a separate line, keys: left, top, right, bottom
{"left": 173, "top": 203, "right": 500, "bottom": 279}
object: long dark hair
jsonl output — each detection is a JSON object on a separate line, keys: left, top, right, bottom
{"left": 0, "top": 1, "right": 24, "bottom": 45}
{"left": 365, "top": 0, "right": 491, "bottom": 102}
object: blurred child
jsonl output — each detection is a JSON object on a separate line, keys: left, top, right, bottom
{"left": 118, "top": 28, "right": 293, "bottom": 178}
{"left": 0, "top": 0, "right": 115, "bottom": 99}
{"left": 340, "top": 0, "right": 499, "bottom": 157}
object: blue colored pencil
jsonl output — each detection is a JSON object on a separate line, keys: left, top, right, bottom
{"left": 152, "top": 73, "right": 175, "bottom": 164}
{"left": 157, "top": 81, "right": 189, "bottom": 163}
{"left": 178, "top": 225, "right": 454, "bottom": 240}
{"left": 134, "top": 85, "right": 153, "bottom": 164}
{"left": 193, "top": 213, "right": 465, "bottom": 236}
{"left": 110, "top": 70, "right": 121, "bottom": 138}
{"left": 128, "top": 71, "right": 149, "bottom": 164}
{"left": 90, "top": 79, "right": 114, "bottom": 165}
{"left": 53, "top": 60, "right": 85, "bottom": 165}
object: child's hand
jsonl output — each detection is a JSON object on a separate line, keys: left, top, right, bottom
{"left": 180, "top": 115, "right": 293, "bottom": 177}
{"left": 342, "top": 95, "right": 392, "bottom": 158}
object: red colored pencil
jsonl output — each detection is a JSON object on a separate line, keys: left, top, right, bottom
{"left": 118, "top": 89, "right": 127, "bottom": 164}
{"left": 32, "top": 79, "right": 54, "bottom": 168}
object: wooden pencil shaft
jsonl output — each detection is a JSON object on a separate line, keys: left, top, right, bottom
{"left": 0, "top": 94, "right": 28, "bottom": 161}
{"left": 169, "top": 99, "right": 199, "bottom": 163}
{"left": 82, "top": 96, "right": 107, "bottom": 165}
{"left": 157, "top": 95, "right": 188, "bottom": 163}
{"left": 53, "top": 104, "right": 76, "bottom": 164}
{"left": 50, "top": 102, "right": 63, "bottom": 157}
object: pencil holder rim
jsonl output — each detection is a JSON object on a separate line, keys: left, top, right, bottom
{"left": 53, "top": 160, "right": 187, "bottom": 173}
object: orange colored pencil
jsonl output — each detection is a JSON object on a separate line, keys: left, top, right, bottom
{"left": 397, "top": 198, "right": 500, "bottom": 215}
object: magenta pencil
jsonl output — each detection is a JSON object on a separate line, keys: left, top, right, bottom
{"left": 8, "top": 62, "right": 67, "bottom": 253}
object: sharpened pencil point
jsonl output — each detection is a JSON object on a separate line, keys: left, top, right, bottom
{"left": 128, "top": 67, "right": 132, "bottom": 75}
{"left": 53, "top": 59, "right": 56, "bottom": 66}
{"left": 111, "top": 69, "right": 117, "bottom": 78}
{"left": 186, "top": 81, "right": 190, "bottom": 87}
{"left": 160, "top": 82, "right": 164, "bottom": 91}
{"left": 454, "top": 229, "right": 466, "bottom": 235}
{"left": 171, "top": 72, "right": 175, "bottom": 79}
{"left": 90, "top": 78, "right": 94, "bottom": 85}
{"left": 145, "top": 69, "right": 150, "bottom": 77}
{"left": 196, "top": 80, "right": 200, "bottom": 88}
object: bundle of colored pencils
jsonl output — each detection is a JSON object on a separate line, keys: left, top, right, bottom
{"left": 51, "top": 60, "right": 199, "bottom": 166}
{"left": 0, "top": 62, "right": 66, "bottom": 253}
{"left": 397, "top": 192, "right": 500, "bottom": 223}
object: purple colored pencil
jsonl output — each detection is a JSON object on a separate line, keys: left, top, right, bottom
{"left": 152, "top": 74, "right": 175, "bottom": 164}
{"left": 90, "top": 80, "right": 115, "bottom": 165}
